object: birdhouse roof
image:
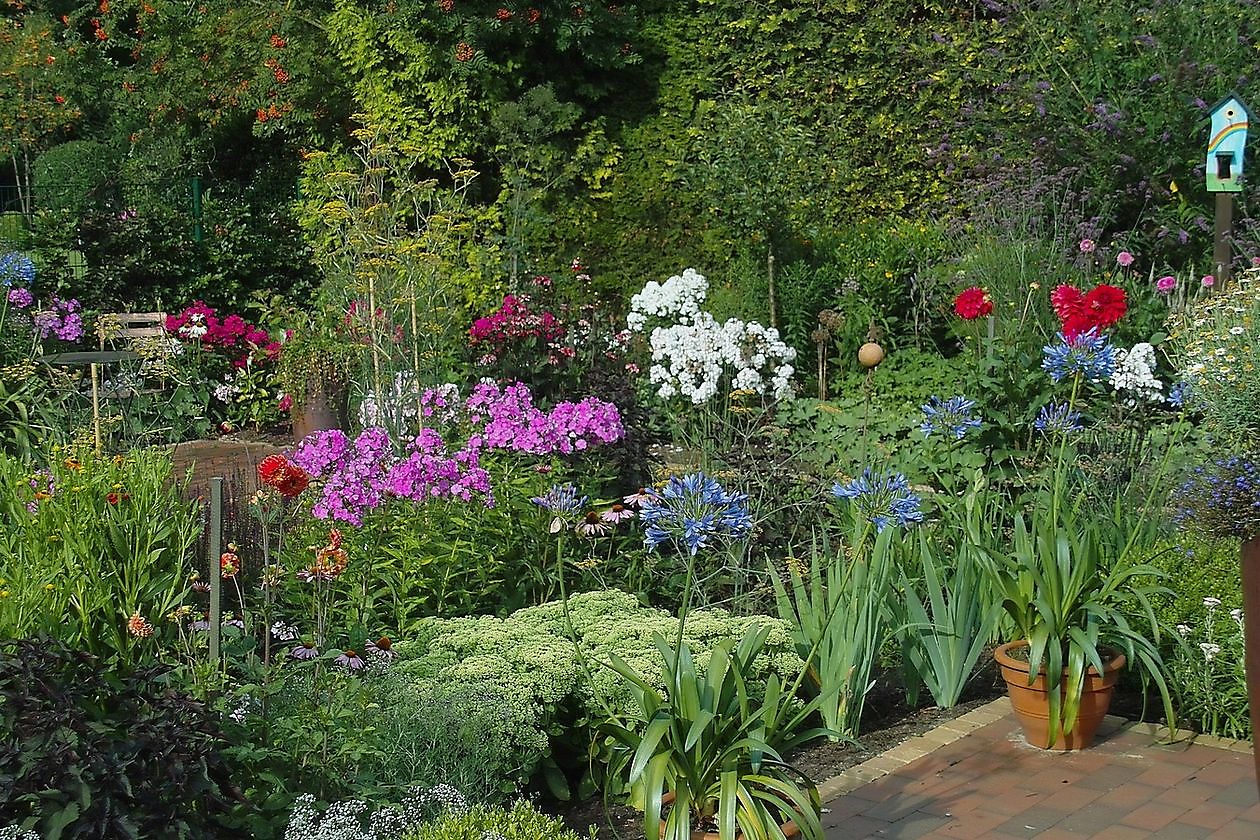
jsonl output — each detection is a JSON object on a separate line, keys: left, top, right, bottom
{"left": 1207, "top": 92, "right": 1255, "bottom": 122}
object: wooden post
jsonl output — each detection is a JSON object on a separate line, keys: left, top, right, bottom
{"left": 90, "top": 363, "right": 101, "bottom": 455}
{"left": 1213, "top": 193, "right": 1233, "bottom": 288}
{"left": 1242, "top": 539, "right": 1260, "bottom": 794}
{"left": 208, "top": 477, "right": 223, "bottom": 664}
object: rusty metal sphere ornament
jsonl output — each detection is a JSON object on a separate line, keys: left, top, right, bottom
{"left": 857, "top": 342, "right": 885, "bottom": 368}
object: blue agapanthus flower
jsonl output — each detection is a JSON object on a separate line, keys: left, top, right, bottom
{"left": 0, "top": 252, "right": 35, "bottom": 288}
{"left": 1041, "top": 328, "right": 1115, "bottom": 383}
{"left": 532, "top": 483, "right": 587, "bottom": 514}
{"left": 639, "top": 472, "right": 752, "bottom": 555}
{"left": 1168, "top": 380, "right": 1191, "bottom": 409}
{"left": 832, "top": 469, "right": 923, "bottom": 532}
{"left": 920, "top": 395, "right": 983, "bottom": 440}
{"left": 1033, "top": 402, "right": 1083, "bottom": 435}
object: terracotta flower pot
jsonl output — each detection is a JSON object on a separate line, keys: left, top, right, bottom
{"left": 994, "top": 640, "right": 1124, "bottom": 751}
{"left": 290, "top": 382, "right": 347, "bottom": 444}
{"left": 1240, "top": 537, "right": 1260, "bottom": 793}
{"left": 658, "top": 792, "right": 800, "bottom": 840}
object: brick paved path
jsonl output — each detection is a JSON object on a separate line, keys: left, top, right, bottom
{"left": 823, "top": 705, "right": 1258, "bottom": 839}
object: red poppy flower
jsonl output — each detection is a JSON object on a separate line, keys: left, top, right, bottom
{"left": 953, "top": 287, "right": 993, "bottom": 320}
{"left": 106, "top": 491, "right": 120, "bottom": 505}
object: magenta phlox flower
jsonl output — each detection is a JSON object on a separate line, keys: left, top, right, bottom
{"left": 32, "top": 295, "right": 84, "bottom": 342}
{"left": 386, "top": 428, "right": 493, "bottom": 507}
{"left": 464, "top": 380, "right": 624, "bottom": 455}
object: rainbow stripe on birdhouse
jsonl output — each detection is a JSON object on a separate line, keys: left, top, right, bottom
{"left": 1206, "top": 93, "right": 1253, "bottom": 193}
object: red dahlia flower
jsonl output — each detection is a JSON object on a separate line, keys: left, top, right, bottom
{"left": 257, "top": 454, "right": 310, "bottom": 498}
{"left": 1081, "top": 284, "right": 1127, "bottom": 329}
{"left": 1049, "top": 284, "right": 1084, "bottom": 321}
{"left": 953, "top": 287, "right": 993, "bottom": 320}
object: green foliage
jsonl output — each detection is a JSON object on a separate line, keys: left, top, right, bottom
{"left": 0, "top": 638, "right": 236, "bottom": 839}
{"left": 392, "top": 590, "right": 803, "bottom": 797}
{"left": 602, "top": 625, "right": 826, "bottom": 840}
{"left": 1167, "top": 605, "right": 1249, "bottom": 740}
{"left": 0, "top": 448, "right": 200, "bottom": 666}
{"left": 362, "top": 677, "right": 546, "bottom": 803}
{"left": 32, "top": 142, "right": 118, "bottom": 217}
{"left": 1140, "top": 533, "right": 1240, "bottom": 632}
{"left": 978, "top": 492, "right": 1175, "bottom": 747}
{"left": 892, "top": 494, "right": 1003, "bottom": 709}
{"left": 769, "top": 523, "right": 896, "bottom": 738}
{"left": 403, "top": 801, "right": 597, "bottom": 840}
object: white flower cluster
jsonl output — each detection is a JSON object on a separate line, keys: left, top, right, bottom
{"left": 629, "top": 268, "right": 797, "bottom": 404}
{"left": 358, "top": 371, "right": 420, "bottom": 429}
{"left": 1110, "top": 342, "right": 1163, "bottom": 403}
{"left": 213, "top": 381, "right": 241, "bottom": 403}
{"left": 284, "top": 785, "right": 468, "bottom": 840}
{"left": 0, "top": 828, "right": 40, "bottom": 840}
{"left": 626, "top": 267, "right": 709, "bottom": 332}
{"left": 648, "top": 313, "right": 796, "bottom": 404}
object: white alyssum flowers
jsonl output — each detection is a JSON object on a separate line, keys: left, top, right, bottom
{"left": 1110, "top": 342, "right": 1163, "bottom": 403}
{"left": 284, "top": 785, "right": 468, "bottom": 840}
{"left": 630, "top": 269, "right": 798, "bottom": 404}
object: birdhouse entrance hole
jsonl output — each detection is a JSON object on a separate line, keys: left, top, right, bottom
{"left": 1217, "top": 151, "right": 1235, "bottom": 180}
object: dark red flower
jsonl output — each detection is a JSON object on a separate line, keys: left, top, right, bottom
{"left": 952, "top": 287, "right": 993, "bottom": 320}
{"left": 275, "top": 465, "right": 310, "bottom": 498}
{"left": 106, "top": 491, "right": 120, "bottom": 505}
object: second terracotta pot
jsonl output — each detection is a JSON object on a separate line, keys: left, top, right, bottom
{"left": 995, "top": 640, "right": 1125, "bottom": 751}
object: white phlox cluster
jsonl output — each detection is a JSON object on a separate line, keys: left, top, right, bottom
{"left": 1110, "top": 342, "right": 1163, "bottom": 403}
{"left": 626, "top": 267, "right": 709, "bottom": 332}
{"left": 648, "top": 312, "right": 797, "bottom": 404}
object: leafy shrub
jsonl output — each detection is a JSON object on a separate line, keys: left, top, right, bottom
{"left": 1167, "top": 602, "right": 1249, "bottom": 740}
{"left": 0, "top": 448, "right": 200, "bottom": 665}
{"left": 32, "top": 141, "right": 118, "bottom": 217}
{"left": 360, "top": 677, "right": 545, "bottom": 804}
{"left": 1140, "top": 533, "right": 1239, "bottom": 631}
{"left": 0, "top": 638, "right": 236, "bottom": 839}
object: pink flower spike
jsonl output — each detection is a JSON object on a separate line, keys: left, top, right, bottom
{"left": 1116, "top": 251, "right": 1134, "bottom": 267}
{"left": 1155, "top": 275, "right": 1177, "bottom": 294}
{"left": 1201, "top": 274, "right": 1215, "bottom": 288}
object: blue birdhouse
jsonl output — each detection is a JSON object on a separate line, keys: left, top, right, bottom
{"left": 1206, "top": 93, "right": 1252, "bottom": 193}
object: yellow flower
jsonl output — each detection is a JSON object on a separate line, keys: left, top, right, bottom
{"left": 44, "top": 583, "right": 54, "bottom": 591}
{"left": 64, "top": 457, "right": 82, "bottom": 472}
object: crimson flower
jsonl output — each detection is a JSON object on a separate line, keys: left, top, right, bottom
{"left": 953, "top": 287, "right": 993, "bottom": 320}
{"left": 258, "top": 454, "right": 310, "bottom": 498}
{"left": 1081, "top": 284, "right": 1127, "bottom": 329}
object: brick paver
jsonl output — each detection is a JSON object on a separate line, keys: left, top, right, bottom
{"left": 823, "top": 709, "right": 1257, "bottom": 839}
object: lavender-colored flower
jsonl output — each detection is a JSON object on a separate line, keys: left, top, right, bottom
{"left": 832, "top": 469, "right": 923, "bottom": 532}
{"left": 366, "top": 637, "right": 397, "bottom": 661}
{"left": 6, "top": 287, "right": 32, "bottom": 308}
{"left": 335, "top": 649, "right": 365, "bottom": 671}
{"left": 290, "top": 642, "right": 319, "bottom": 660}
{"left": 622, "top": 489, "right": 654, "bottom": 507}
{"left": 1041, "top": 329, "right": 1115, "bottom": 383}
{"left": 532, "top": 483, "right": 587, "bottom": 515}
{"left": 639, "top": 472, "right": 752, "bottom": 555}
{"left": 0, "top": 252, "right": 34, "bottom": 287}
{"left": 920, "top": 395, "right": 982, "bottom": 440}
{"left": 601, "top": 504, "right": 636, "bottom": 524}
{"left": 576, "top": 511, "right": 612, "bottom": 537}
{"left": 188, "top": 618, "right": 211, "bottom": 632}
{"left": 32, "top": 295, "right": 84, "bottom": 342}
{"left": 1034, "top": 402, "right": 1083, "bottom": 434}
